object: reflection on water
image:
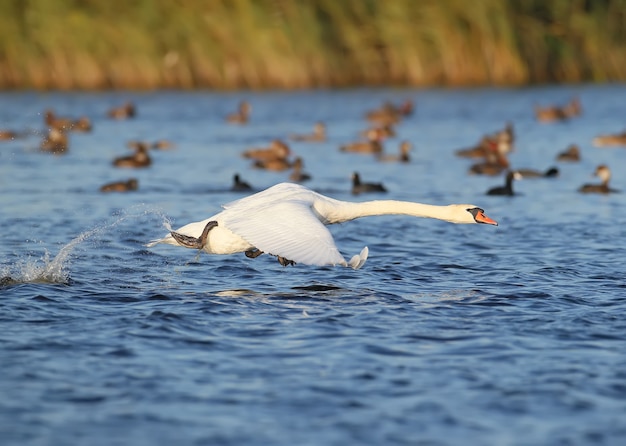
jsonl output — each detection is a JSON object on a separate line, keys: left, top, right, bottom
{"left": 1, "top": 86, "right": 626, "bottom": 445}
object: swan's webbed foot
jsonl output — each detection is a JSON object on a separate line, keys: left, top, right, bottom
{"left": 170, "top": 220, "right": 218, "bottom": 249}
{"left": 245, "top": 248, "right": 264, "bottom": 259}
{"left": 244, "top": 249, "right": 294, "bottom": 266}
{"left": 277, "top": 256, "right": 296, "bottom": 267}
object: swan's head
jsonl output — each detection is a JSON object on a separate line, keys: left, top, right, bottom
{"left": 454, "top": 205, "right": 498, "bottom": 225}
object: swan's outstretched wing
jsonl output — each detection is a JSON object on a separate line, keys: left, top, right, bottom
{"left": 223, "top": 199, "right": 347, "bottom": 266}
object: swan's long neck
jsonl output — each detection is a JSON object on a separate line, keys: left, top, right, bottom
{"left": 318, "top": 199, "right": 470, "bottom": 224}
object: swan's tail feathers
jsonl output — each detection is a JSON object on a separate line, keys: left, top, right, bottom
{"left": 348, "top": 246, "right": 369, "bottom": 270}
{"left": 145, "top": 235, "right": 171, "bottom": 248}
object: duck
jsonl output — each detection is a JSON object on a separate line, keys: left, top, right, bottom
{"left": 288, "top": 157, "right": 311, "bottom": 183}
{"left": 44, "top": 109, "right": 92, "bottom": 132}
{"left": 0, "top": 130, "right": 18, "bottom": 141}
{"left": 290, "top": 122, "right": 326, "bottom": 142}
{"left": 146, "top": 182, "right": 498, "bottom": 269}
{"left": 556, "top": 144, "right": 581, "bottom": 162}
{"left": 108, "top": 101, "right": 136, "bottom": 119}
{"left": 113, "top": 144, "right": 151, "bottom": 168}
{"left": 534, "top": 97, "right": 581, "bottom": 122}
{"left": 231, "top": 174, "right": 252, "bottom": 192}
{"left": 486, "top": 171, "right": 522, "bottom": 196}
{"left": 498, "top": 122, "right": 515, "bottom": 146}
{"left": 511, "top": 167, "right": 559, "bottom": 179}
{"left": 456, "top": 123, "right": 514, "bottom": 158}
{"left": 100, "top": 178, "right": 139, "bottom": 193}
{"left": 592, "top": 131, "right": 626, "bottom": 147}
{"left": 340, "top": 129, "right": 383, "bottom": 154}
{"left": 226, "top": 101, "right": 251, "bottom": 124}
{"left": 377, "top": 141, "right": 412, "bottom": 163}
{"left": 127, "top": 140, "right": 175, "bottom": 151}
{"left": 44, "top": 109, "right": 73, "bottom": 129}
{"left": 242, "top": 139, "right": 291, "bottom": 161}
{"left": 71, "top": 116, "right": 92, "bottom": 132}
{"left": 351, "top": 172, "right": 387, "bottom": 195}
{"left": 578, "top": 165, "right": 619, "bottom": 194}
{"left": 360, "top": 123, "right": 396, "bottom": 140}
{"left": 455, "top": 136, "right": 495, "bottom": 159}
{"left": 40, "top": 128, "right": 68, "bottom": 154}
{"left": 365, "top": 99, "right": 413, "bottom": 125}
{"left": 253, "top": 157, "right": 292, "bottom": 172}
{"left": 468, "top": 148, "right": 510, "bottom": 175}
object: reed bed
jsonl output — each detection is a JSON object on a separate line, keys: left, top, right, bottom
{"left": 0, "top": 0, "right": 625, "bottom": 89}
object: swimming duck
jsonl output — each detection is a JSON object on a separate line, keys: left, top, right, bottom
{"left": 578, "top": 165, "right": 619, "bottom": 194}
{"left": 456, "top": 123, "right": 514, "bottom": 158}
{"left": 512, "top": 167, "right": 559, "bottom": 179}
{"left": 288, "top": 157, "right": 312, "bottom": 183}
{"left": 455, "top": 136, "right": 495, "bottom": 159}
{"left": 108, "top": 101, "right": 136, "bottom": 119}
{"left": 0, "top": 130, "right": 18, "bottom": 140}
{"left": 147, "top": 182, "right": 497, "bottom": 269}
{"left": 592, "top": 131, "right": 626, "bottom": 147}
{"left": 352, "top": 172, "right": 387, "bottom": 195}
{"left": 113, "top": 144, "right": 151, "bottom": 168}
{"left": 556, "top": 144, "right": 581, "bottom": 162}
{"left": 365, "top": 99, "right": 413, "bottom": 125}
{"left": 468, "top": 145, "right": 510, "bottom": 176}
{"left": 226, "top": 101, "right": 251, "bottom": 124}
{"left": 486, "top": 171, "right": 522, "bottom": 196}
{"left": 44, "top": 109, "right": 73, "bottom": 129}
{"left": 534, "top": 97, "right": 581, "bottom": 122}
{"left": 72, "top": 116, "right": 92, "bottom": 132}
{"left": 242, "top": 139, "right": 291, "bottom": 161}
{"left": 231, "top": 174, "right": 252, "bottom": 192}
{"left": 40, "top": 128, "right": 69, "bottom": 154}
{"left": 100, "top": 178, "right": 139, "bottom": 193}
{"left": 377, "top": 141, "right": 412, "bottom": 163}
{"left": 127, "top": 140, "right": 175, "bottom": 151}
{"left": 360, "top": 123, "right": 396, "bottom": 140}
{"left": 340, "top": 129, "right": 383, "bottom": 154}
{"left": 290, "top": 122, "right": 326, "bottom": 142}
{"left": 253, "top": 157, "right": 293, "bottom": 172}
{"left": 44, "top": 110, "right": 92, "bottom": 132}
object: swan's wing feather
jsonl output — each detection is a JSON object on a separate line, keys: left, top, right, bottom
{"left": 223, "top": 199, "right": 346, "bottom": 266}
{"left": 222, "top": 183, "right": 309, "bottom": 210}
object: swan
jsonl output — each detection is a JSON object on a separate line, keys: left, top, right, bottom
{"left": 147, "top": 183, "right": 498, "bottom": 269}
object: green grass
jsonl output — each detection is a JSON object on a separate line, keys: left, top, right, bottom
{"left": 0, "top": 0, "right": 625, "bottom": 89}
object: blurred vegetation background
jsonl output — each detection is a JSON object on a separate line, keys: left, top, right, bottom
{"left": 1, "top": 0, "right": 625, "bottom": 90}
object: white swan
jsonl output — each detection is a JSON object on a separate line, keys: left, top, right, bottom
{"left": 147, "top": 183, "right": 498, "bottom": 269}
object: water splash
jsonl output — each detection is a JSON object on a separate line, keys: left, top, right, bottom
{"left": 1, "top": 205, "right": 169, "bottom": 287}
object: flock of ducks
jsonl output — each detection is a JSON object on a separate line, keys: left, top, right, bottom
{"left": 225, "top": 99, "right": 414, "bottom": 195}
{"left": 452, "top": 96, "right": 621, "bottom": 196}
{"left": 0, "top": 94, "right": 622, "bottom": 199}
{"left": 0, "top": 101, "right": 174, "bottom": 192}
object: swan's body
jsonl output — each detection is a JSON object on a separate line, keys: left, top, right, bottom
{"left": 147, "top": 183, "right": 497, "bottom": 269}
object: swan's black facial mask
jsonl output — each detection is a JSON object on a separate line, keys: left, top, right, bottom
{"left": 467, "top": 208, "right": 498, "bottom": 226}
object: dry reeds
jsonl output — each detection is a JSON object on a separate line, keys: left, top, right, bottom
{"left": 1, "top": 0, "right": 625, "bottom": 89}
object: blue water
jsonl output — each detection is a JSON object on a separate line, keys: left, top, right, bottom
{"left": 1, "top": 85, "right": 626, "bottom": 445}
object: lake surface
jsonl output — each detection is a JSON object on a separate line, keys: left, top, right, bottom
{"left": 1, "top": 85, "right": 626, "bottom": 445}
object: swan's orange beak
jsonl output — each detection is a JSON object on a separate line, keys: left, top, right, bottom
{"left": 475, "top": 210, "right": 498, "bottom": 226}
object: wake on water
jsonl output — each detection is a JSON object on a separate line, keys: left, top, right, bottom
{"left": 1, "top": 206, "right": 170, "bottom": 287}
